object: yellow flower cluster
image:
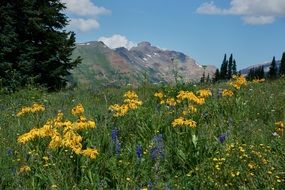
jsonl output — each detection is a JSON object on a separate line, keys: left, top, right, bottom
{"left": 154, "top": 92, "right": 164, "bottom": 99}
{"left": 197, "top": 89, "right": 212, "bottom": 98}
{"left": 172, "top": 117, "right": 197, "bottom": 128}
{"left": 154, "top": 91, "right": 167, "bottom": 105}
{"left": 165, "top": 97, "right": 177, "bottom": 106}
{"left": 275, "top": 121, "right": 284, "bottom": 135}
{"left": 229, "top": 75, "right": 247, "bottom": 90}
{"left": 222, "top": 89, "right": 234, "bottom": 97}
{"left": 109, "top": 91, "right": 142, "bottom": 117}
{"left": 154, "top": 89, "right": 211, "bottom": 129}
{"left": 177, "top": 90, "right": 205, "bottom": 105}
{"left": 252, "top": 78, "right": 265, "bottom": 83}
{"left": 202, "top": 142, "right": 280, "bottom": 188}
{"left": 19, "top": 165, "right": 31, "bottom": 173}
{"left": 154, "top": 92, "right": 178, "bottom": 106}
{"left": 17, "top": 104, "right": 98, "bottom": 159}
{"left": 71, "top": 103, "right": 84, "bottom": 116}
{"left": 182, "top": 105, "right": 197, "bottom": 115}
{"left": 16, "top": 103, "right": 45, "bottom": 117}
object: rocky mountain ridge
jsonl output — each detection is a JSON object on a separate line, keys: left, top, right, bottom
{"left": 71, "top": 41, "right": 216, "bottom": 87}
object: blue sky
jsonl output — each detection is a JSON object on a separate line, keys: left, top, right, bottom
{"left": 62, "top": 0, "right": 285, "bottom": 70}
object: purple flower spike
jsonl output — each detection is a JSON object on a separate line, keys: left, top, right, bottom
{"left": 218, "top": 133, "right": 226, "bottom": 143}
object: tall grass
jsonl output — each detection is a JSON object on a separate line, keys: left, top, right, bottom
{"left": 0, "top": 78, "right": 284, "bottom": 189}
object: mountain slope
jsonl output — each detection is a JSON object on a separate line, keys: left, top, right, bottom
{"left": 240, "top": 60, "right": 281, "bottom": 75}
{"left": 71, "top": 41, "right": 216, "bottom": 87}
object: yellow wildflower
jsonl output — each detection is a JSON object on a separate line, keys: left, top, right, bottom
{"left": 197, "top": 89, "right": 212, "bottom": 98}
{"left": 184, "top": 119, "right": 197, "bottom": 128}
{"left": 252, "top": 78, "right": 265, "bottom": 83}
{"left": 172, "top": 117, "right": 185, "bottom": 127}
{"left": 222, "top": 89, "right": 234, "bottom": 97}
{"left": 81, "top": 148, "right": 99, "bottom": 159}
{"left": 166, "top": 98, "right": 177, "bottom": 106}
{"left": 19, "top": 165, "right": 31, "bottom": 173}
{"left": 124, "top": 91, "right": 138, "bottom": 99}
{"left": 229, "top": 75, "right": 247, "bottom": 89}
{"left": 71, "top": 103, "right": 84, "bottom": 116}
{"left": 177, "top": 91, "right": 205, "bottom": 105}
{"left": 189, "top": 105, "right": 197, "bottom": 113}
{"left": 248, "top": 162, "right": 256, "bottom": 169}
{"left": 109, "top": 104, "right": 129, "bottom": 117}
{"left": 172, "top": 117, "right": 196, "bottom": 128}
{"left": 16, "top": 103, "right": 45, "bottom": 116}
{"left": 154, "top": 92, "right": 164, "bottom": 99}
{"left": 275, "top": 121, "right": 284, "bottom": 135}
{"left": 109, "top": 91, "right": 142, "bottom": 117}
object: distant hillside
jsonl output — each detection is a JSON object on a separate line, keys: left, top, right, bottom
{"left": 240, "top": 60, "right": 281, "bottom": 75}
{"left": 71, "top": 41, "right": 216, "bottom": 87}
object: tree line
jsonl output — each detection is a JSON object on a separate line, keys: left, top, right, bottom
{"left": 0, "top": 1, "right": 81, "bottom": 92}
{"left": 213, "top": 54, "right": 237, "bottom": 82}
{"left": 210, "top": 52, "right": 285, "bottom": 83}
{"left": 248, "top": 52, "right": 285, "bottom": 80}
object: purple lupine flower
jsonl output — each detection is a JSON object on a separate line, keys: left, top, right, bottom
{"left": 136, "top": 144, "right": 143, "bottom": 159}
{"left": 150, "top": 134, "right": 165, "bottom": 160}
{"left": 111, "top": 128, "right": 118, "bottom": 142}
{"left": 150, "top": 147, "right": 157, "bottom": 160}
{"left": 147, "top": 181, "right": 153, "bottom": 190}
{"left": 115, "top": 142, "right": 121, "bottom": 156}
{"left": 7, "top": 148, "right": 13, "bottom": 156}
{"left": 218, "top": 133, "right": 226, "bottom": 143}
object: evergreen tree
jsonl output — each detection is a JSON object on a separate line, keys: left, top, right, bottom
{"left": 260, "top": 66, "right": 265, "bottom": 79}
{"left": 206, "top": 73, "right": 210, "bottom": 83}
{"left": 280, "top": 52, "right": 285, "bottom": 76}
{"left": 0, "top": 0, "right": 81, "bottom": 91}
{"left": 227, "top": 54, "right": 233, "bottom": 79}
{"left": 232, "top": 59, "right": 237, "bottom": 75}
{"left": 268, "top": 56, "right": 277, "bottom": 79}
{"left": 200, "top": 72, "right": 205, "bottom": 83}
{"left": 0, "top": 1, "right": 21, "bottom": 90}
{"left": 220, "top": 54, "right": 228, "bottom": 80}
{"left": 247, "top": 68, "right": 255, "bottom": 80}
{"left": 214, "top": 69, "right": 220, "bottom": 82}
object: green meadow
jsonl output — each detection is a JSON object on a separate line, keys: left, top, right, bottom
{"left": 0, "top": 77, "right": 284, "bottom": 190}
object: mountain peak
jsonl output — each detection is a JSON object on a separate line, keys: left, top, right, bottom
{"left": 137, "top": 41, "right": 151, "bottom": 47}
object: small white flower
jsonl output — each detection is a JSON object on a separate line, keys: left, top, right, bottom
{"left": 272, "top": 132, "right": 279, "bottom": 137}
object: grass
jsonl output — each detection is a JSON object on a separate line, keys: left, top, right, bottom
{"left": 0, "top": 77, "right": 285, "bottom": 189}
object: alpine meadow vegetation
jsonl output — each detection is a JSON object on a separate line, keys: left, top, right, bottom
{"left": 0, "top": 76, "right": 285, "bottom": 189}
{"left": 1, "top": 1, "right": 285, "bottom": 189}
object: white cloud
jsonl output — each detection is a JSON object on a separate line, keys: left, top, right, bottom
{"left": 98, "top": 35, "right": 136, "bottom": 50}
{"left": 196, "top": 2, "right": 224, "bottom": 15}
{"left": 242, "top": 16, "right": 275, "bottom": 25}
{"left": 62, "top": 0, "right": 110, "bottom": 16}
{"left": 69, "top": 18, "right": 100, "bottom": 32}
{"left": 196, "top": 0, "right": 285, "bottom": 25}
{"left": 61, "top": 0, "right": 110, "bottom": 32}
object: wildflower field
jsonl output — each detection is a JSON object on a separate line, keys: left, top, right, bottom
{"left": 0, "top": 76, "right": 285, "bottom": 190}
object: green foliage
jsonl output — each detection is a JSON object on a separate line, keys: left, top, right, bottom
{"left": 279, "top": 52, "right": 285, "bottom": 76}
{"left": 232, "top": 60, "right": 237, "bottom": 75}
{"left": 227, "top": 54, "right": 233, "bottom": 79}
{"left": 216, "top": 54, "right": 237, "bottom": 82}
{"left": 269, "top": 56, "right": 277, "bottom": 79}
{"left": 0, "top": 78, "right": 285, "bottom": 189}
{"left": 220, "top": 54, "right": 228, "bottom": 80}
{"left": 247, "top": 66, "right": 264, "bottom": 80}
{"left": 0, "top": 0, "right": 81, "bottom": 92}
